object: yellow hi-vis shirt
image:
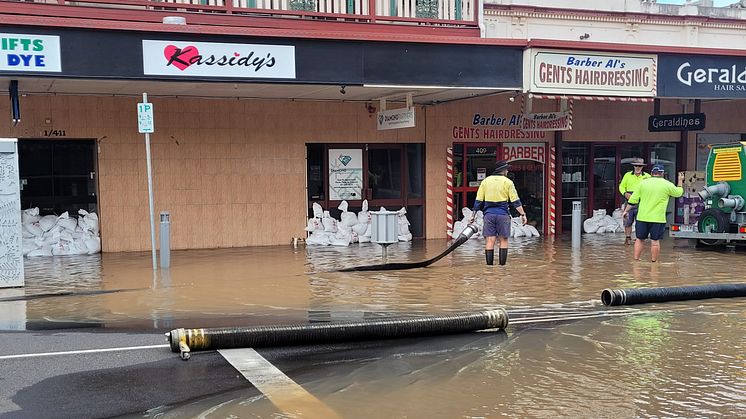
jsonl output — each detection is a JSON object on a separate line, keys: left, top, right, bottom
{"left": 619, "top": 171, "right": 651, "bottom": 197}
{"left": 627, "top": 177, "right": 683, "bottom": 223}
{"left": 472, "top": 175, "right": 521, "bottom": 216}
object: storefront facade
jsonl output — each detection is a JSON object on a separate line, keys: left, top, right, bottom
{"left": 0, "top": 25, "right": 524, "bottom": 251}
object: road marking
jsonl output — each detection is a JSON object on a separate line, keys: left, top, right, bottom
{"left": 0, "top": 344, "right": 170, "bottom": 360}
{"left": 219, "top": 348, "right": 341, "bottom": 419}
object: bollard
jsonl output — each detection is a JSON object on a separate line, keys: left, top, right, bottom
{"left": 370, "top": 209, "right": 398, "bottom": 263}
{"left": 572, "top": 201, "right": 581, "bottom": 249}
{"left": 159, "top": 211, "right": 171, "bottom": 268}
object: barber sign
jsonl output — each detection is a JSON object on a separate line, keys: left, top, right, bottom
{"left": 503, "top": 143, "right": 546, "bottom": 164}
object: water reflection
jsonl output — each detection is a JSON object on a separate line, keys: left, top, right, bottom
{"left": 8, "top": 235, "right": 746, "bottom": 417}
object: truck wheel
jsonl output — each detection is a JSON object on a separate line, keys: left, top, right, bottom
{"left": 697, "top": 208, "right": 729, "bottom": 246}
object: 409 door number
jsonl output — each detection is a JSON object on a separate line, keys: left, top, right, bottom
{"left": 43, "top": 129, "right": 66, "bottom": 137}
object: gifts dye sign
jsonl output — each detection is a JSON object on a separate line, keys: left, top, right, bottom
{"left": 142, "top": 40, "right": 295, "bottom": 78}
{"left": 0, "top": 34, "right": 61, "bottom": 72}
{"left": 329, "top": 149, "right": 363, "bottom": 201}
{"left": 525, "top": 49, "right": 656, "bottom": 97}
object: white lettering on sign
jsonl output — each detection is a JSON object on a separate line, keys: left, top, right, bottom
{"left": 502, "top": 143, "right": 546, "bottom": 164}
{"left": 676, "top": 62, "right": 746, "bottom": 87}
{"left": 527, "top": 49, "right": 657, "bottom": 97}
{"left": 0, "top": 33, "right": 61, "bottom": 72}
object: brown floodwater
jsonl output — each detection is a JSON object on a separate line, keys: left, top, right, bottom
{"left": 7, "top": 235, "right": 746, "bottom": 417}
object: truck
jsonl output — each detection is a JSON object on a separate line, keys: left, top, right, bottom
{"left": 669, "top": 142, "right": 746, "bottom": 246}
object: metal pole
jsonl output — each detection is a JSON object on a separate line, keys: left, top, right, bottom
{"left": 144, "top": 92, "right": 157, "bottom": 271}
{"left": 572, "top": 201, "right": 581, "bottom": 248}
{"left": 160, "top": 211, "right": 170, "bottom": 268}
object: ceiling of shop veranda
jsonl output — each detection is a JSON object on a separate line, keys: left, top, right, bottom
{"left": 5, "top": 77, "right": 509, "bottom": 105}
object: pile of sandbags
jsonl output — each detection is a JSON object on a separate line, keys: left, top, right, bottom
{"left": 452, "top": 207, "right": 540, "bottom": 239}
{"left": 583, "top": 209, "right": 623, "bottom": 234}
{"left": 305, "top": 200, "right": 412, "bottom": 246}
{"left": 510, "top": 217, "right": 541, "bottom": 238}
{"left": 21, "top": 208, "right": 101, "bottom": 257}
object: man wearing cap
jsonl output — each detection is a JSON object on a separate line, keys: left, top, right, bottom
{"left": 618, "top": 158, "right": 651, "bottom": 245}
{"left": 624, "top": 165, "right": 684, "bottom": 262}
{"left": 470, "top": 160, "right": 527, "bottom": 265}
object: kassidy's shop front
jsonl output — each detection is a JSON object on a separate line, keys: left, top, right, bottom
{"left": 0, "top": 26, "right": 525, "bottom": 251}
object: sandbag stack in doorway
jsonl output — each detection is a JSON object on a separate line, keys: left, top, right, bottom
{"left": 21, "top": 208, "right": 101, "bottom": 257}
{"left": 452, "top": 207, "right": 540, "bottom": 239}
{"left": 305, "top": 200, "right": 413, "bottom": 246}
{"left": 583, "top": 209, "right": 627, "bottom": 234}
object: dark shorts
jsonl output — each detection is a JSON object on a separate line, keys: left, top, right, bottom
{"left": 483, "top": 213, "right": 511, "bottom": 238}
{"left": 623, "top": 204, "right": 638, "bottom": 227}
{"left": 635, "top": 221, "right": 666, "bottom": 241}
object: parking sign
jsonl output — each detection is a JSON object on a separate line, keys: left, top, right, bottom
{"left": 137, "top": 102, "right": 154, "bottom": 133}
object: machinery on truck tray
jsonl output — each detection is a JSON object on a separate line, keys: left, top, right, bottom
{"left": 670, "top": 142, "right": 746, "bottom": 246}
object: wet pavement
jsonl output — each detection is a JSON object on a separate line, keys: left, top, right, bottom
{"left": 1, "top": 234, "right": 744, "bottom": 418}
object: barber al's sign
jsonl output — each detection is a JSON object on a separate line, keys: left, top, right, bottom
{"left": 142, "top": 40, "right": 295, "bottom": 79}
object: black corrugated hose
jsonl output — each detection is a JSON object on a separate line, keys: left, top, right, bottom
{"left": 601, "top": 283, "right": 746, "bottom": 306}
{"left": 337, "top": 224, "right": 479, "bottom": 272}
{"left": 167, "top": 308, "right": 508, "bottom": 359}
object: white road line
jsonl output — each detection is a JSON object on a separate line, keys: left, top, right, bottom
{"left": 0, "top": 344, "right": 170, "bottom": 360}
{"left": 219, "top": 348, "right": 342, "bottom": 419}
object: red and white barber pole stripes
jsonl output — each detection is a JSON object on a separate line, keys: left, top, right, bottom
{"left": 446, "top": 147, "right": 454, "bottom": 239}
{"left": 549, "top": 146, "right": 556, "bottom": 237}
{"left": 568, "top": 99, "right": 574, "bottom": 130}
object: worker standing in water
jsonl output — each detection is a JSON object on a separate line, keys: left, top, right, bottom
{"left": 470, "top": 160, "right": 527, "bottom": 266}
{"left": 624, "top": 165, "right": 684, "bottom": 262}
{"left": 618, "top": 157, "right": 651, "bottom": 245}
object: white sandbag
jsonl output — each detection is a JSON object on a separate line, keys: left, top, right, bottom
{"left": 22, "top": 228, "right": 34, "bottom": 239}
{"left": 363, "top": 223, "right": 372, "bottom": 237}
{"left": 452, "top": 220, "right": 466, "bottom": 238}
{"left": 358, "top": 235, "right": 371, "bottom": 243}
{"left": 57, "top": 212, "right": 78, "bottom": 231}
{"left": 322, "top": 211, "right": 338, "bottom": 233}
{"left": 398, "top": 232, "right": 412, "bottom": 242}
{"left": 583, "top": 218, "right": 599, "bottom": 233}
{"left": 305, "top": 218, "right": 323, "bottom": 232}
{"left": 357, "top": 200, "right": 370, "bottom": 224}
{"left": 525, "top": 225, "right": 540, "bottom": 237}
{"left": 38, "top": 215, "right": 57, "bottom": 232}
{"left": 340, "top": 212, "right": 358, "bottom": 228}
{"left": 338, "top": 200, "right": 349, "bottom": 213}
{"left": 312, "top": 203, "right": 324, "bottom": 219}
{"left": 306, "top": 231, "right": 333, "bottom": 245}
{"left": 27, "top": 245, "right": 53, "bottom": 257}
{"left": 22, "top": 207, "right": 40, "bottom": 224}
{"left": 22, "top": 238, "right": 39, "bottom": 256}
{"left": 83, "top": 235, "right": 101, "bottom": 254}
{"left": 24, "top": 222, "right": 44, "bottom": 238}
{"left": 78, "top": 210, "right": 100, "bottom": 235}
{"left": 513, "top": 225, "right": 527, "bottom": 237}
{"left": 352, "top": 223, "right": 368, "bottom": 235}
{"left": 397, "top": 207, "right": 411, "bottom": 238}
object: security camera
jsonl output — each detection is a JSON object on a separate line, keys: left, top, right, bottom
{"left": 340, "top": 85, "right": 346, "bottom": 95}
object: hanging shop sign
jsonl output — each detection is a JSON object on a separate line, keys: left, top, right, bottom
{"left": 377, "top": 107, "right": 415, "bottom": 130}
{"left": 328, "top": 149, "right": 363, "bottom": 201}
{"left": 0, "top": 33, "right": 61, "bottom": 72}
{"left": 658, "top": 54, "right": 746, "bottom": 98}
{"left": 521, "top": 111, "right": 572, "bottom": 132}
{"left": 648, "top": 113, "right": 706, "bottom": 132}
{"left": 142, "top": 40, "right": 296, "bottom": 78}
{"left": 452, "top": 114, "right": 547, "bottom": 140}
{"left": 525, "top": 49, "right": 656, "bottom": 97}
{"left": 502, "top": 143, "right": 546, "bottom": 164}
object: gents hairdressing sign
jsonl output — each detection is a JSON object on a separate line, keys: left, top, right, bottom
{"left": 0, "top": 33, "right": 61, "bottom": 72}
{"left": 142, "top": 40, "right": 295, "bottom": 78}
{"left": 525, "top": 49, "right": 656, "bottom": 97}
{"left": 658, "top": 54, "right": 746, "bottom": 98}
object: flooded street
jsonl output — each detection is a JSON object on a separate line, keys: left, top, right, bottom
{"left": 6, "top": 235, "right": 746, "bottom": 418}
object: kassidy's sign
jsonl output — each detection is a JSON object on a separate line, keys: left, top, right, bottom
{"left": 0, "top": 33, "right": 61, "bottom": 72}
{"left": 525, "top": 49, "right": 656, "bottom": 97}
{"left": 142, "top": 40, "right": 295, "bottom": 78}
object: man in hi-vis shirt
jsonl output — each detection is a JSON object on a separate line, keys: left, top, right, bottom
{"left": 470, "top": 160, "right": 527, "bottom": 266}
{"left": 624, "top": 164, "right": 684, "bottom": 263}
